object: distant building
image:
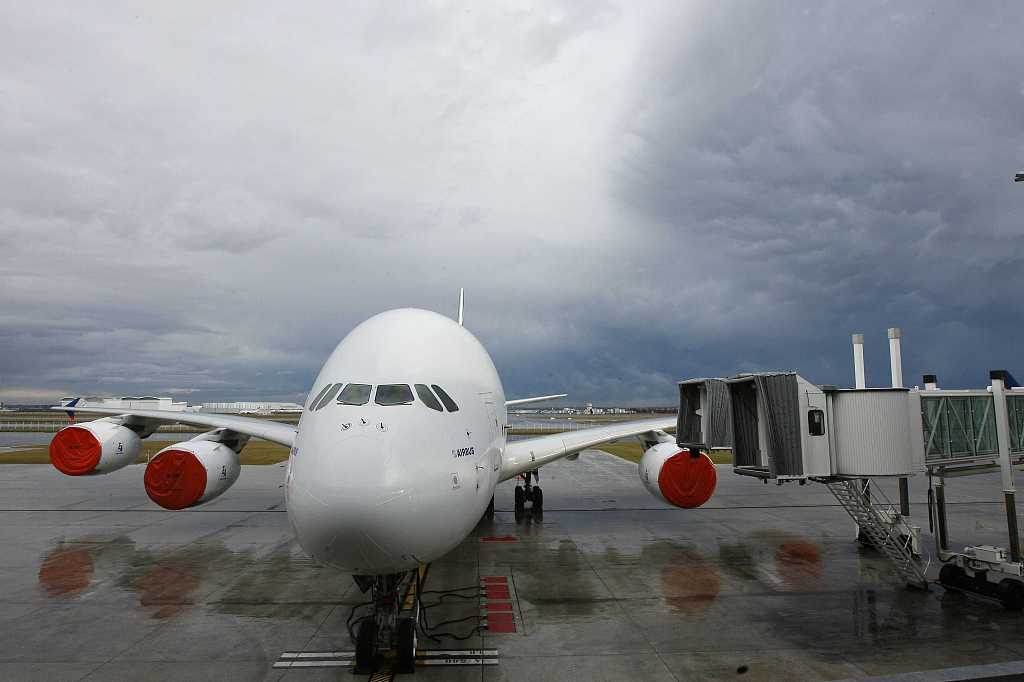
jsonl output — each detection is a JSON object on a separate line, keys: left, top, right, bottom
{"left": 200, "top": 401, "right": 303, "bottom": 415}
{"left": 60, "top": 396, "right": 191, "bottom": 412}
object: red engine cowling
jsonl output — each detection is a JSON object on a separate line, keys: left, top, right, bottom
{"left": 144, "top": 440, "right": 240, "bottom": 510}
{"left": 49, "top": 419, "right": 141, "bottom": 476}
{"left": 638, "top": 442, "right": 717, "bottom": 508}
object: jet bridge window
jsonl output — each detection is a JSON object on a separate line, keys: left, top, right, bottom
{"left": 376, "top": 384, "right": 414, "bottom": 406}
{"left": 808, "top": 409, "right": 826, "bottom": 436}
{"left": 431, "top": 385, "right": 459, "bottom": 412}
{"left": 337, "top": 383, "right": 371, "bottom": 406}
{"left": 415, "top": 384, "right": 443, "bottom": 411}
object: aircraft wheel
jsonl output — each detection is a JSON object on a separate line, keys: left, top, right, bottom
{"left": 485, "top": 495, "right": 495, "bottom": 518}
{"left": 998, "top": 579, "right": 1024, "bottom": 611}
{"left": 354, "top": 618, "right": 377, "bottom": 673}
{"left": 532, "top": 486, "right": 543, "bottom": 511}
{"left": 939, "top": 563, "right": 967, "bottom": 590}
{"left": 396, "top": 617, "right": 417, "bottom": 673}
{"left": 514, "top": 486, "right": 525, "bottom": 510}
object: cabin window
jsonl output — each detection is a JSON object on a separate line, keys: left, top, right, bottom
{"left": 415, "top": 384, "right": 443, "bottom": 411}
{"left": 337, "top": 383, "right": 371, "bottom": 406}
{"left": 307, "top": 383, "right": 335, "bottom": 410}
{"left": 375, "top": 384, "right": 414, "bottom": 406}
{"left": 431, "top": 385, "right": 459, "bottom": 412}
{"left": 314, "top": 383, "right": 342, "bottom": 411}
{"left": 808, "top": 409, "right": 826, "bottom": 436}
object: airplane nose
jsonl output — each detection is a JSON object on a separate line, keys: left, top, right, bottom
{"left": 286, "top": 432, "right": 418, "bottom": 573}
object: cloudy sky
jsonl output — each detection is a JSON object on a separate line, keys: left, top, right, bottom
{"left": 1, "top": 1, "right": 1022, "bottom": 405}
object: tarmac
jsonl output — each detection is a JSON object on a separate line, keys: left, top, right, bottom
{"left": 2, "top": 453, "right": 1024, "bottom": 681}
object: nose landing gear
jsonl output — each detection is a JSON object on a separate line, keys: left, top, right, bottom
{"left": 352, "top": 571, "right": 420, "bottom": 674}
{"left": 515, "top": 470, "right": 543, "bottom": 519}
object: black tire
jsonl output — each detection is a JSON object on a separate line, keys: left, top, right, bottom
{"left": 939, "top": 563, "right": 967, "bottom": 590}
{"left": 998, "top": 579, "right": 1024, "bottom": 611}
{"left": 396, "top": 617, "right": 417, "bottom": 673}
{"left": 354, "top": 618, "right": 377, "bottom": 673}
{"left": 485, "top": 495, "right": 495, "bottom": 518}
{"left": 514, "top": 486, "right": 525, "bottom": 510}
{"left": 532, "top": 486, "right": 543, "bottom": 511}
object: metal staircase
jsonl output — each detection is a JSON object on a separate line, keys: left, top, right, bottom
{"left": 825, "top": 480, "right": 928, "bottom": 589}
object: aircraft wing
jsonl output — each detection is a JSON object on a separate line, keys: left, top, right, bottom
{"left": 500, "top": 416, "right": 676, "bottom": 482}
{"left": 53, "top": 406, "right": 297, "bottom": 447}
{"left": 505, "top": 393, "right": 567, "bottom": 407}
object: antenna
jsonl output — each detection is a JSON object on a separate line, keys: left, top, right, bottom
{"left": 457, "top": 288, "right": 465, "bottom": 326}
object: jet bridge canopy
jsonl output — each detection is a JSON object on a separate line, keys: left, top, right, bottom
{"left": 679, "top": 372, "right": 921, "bottom": 479}
{"left": 677, "top": 378, "right": 732, "bottom": 449}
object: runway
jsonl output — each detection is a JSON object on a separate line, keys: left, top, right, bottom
{"left": 2, "top": 453, "right": 1024, "bottom": 681}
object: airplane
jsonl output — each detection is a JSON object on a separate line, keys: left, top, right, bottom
{"left": 47, "top": 299, "right": 717, "bottom": 673}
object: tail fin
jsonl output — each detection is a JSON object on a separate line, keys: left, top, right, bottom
{"left": 64, "top": 397, "right": 80, "bottom": 423}
{"left": 457, "top": 288, "right": 465, "bottom": 326}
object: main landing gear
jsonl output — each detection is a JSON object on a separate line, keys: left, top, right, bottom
{"left": 515, "top": 470, "right": 543, "bottom": 519}
{"left": 352, "top": 571, "right": 419, "bottom": 674}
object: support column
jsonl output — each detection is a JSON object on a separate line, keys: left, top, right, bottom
{"left": 899, "top": 478, "right": 911, "bottom": 517}
{"left": 888, "top": 328, "right": 911, "bottom": 518}
{"left": 935, "top": 477, "right": 949, "bottom": 553}
{"left": 990, "top": 370, "right": 1021, "bottom": 563}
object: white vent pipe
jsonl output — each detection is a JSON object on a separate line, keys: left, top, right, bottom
{"left": 888, "top": 327, "right": 903, "bottom": 388}
{"left": 852, "top": 334, "right": 866, "bottom": 389}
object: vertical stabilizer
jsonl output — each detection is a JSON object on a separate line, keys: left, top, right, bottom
{"left": 457, "top": 288, "right": 465, "bottom": 326}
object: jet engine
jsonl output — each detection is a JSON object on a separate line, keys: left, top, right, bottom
{"left": 144, "top": 440, "right": 241, "bottom": 510}
{"left": 50, "top": 419, "right": 141, "bottom": 476}
{"left": 639, "top": 442, "right": 717, "bottom": 509}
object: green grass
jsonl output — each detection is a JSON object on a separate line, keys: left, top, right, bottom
{"left": 594, "top": 441, "right": 732, "bottom": 465}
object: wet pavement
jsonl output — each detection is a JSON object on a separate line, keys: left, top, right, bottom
{"left": 1, "top": 454, "right": 1023, "bottom": 681}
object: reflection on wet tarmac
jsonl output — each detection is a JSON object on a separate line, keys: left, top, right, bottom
{"left": 134, "top": 560, "right": 201, "bottom": 618}
{"left": 660, "top": 549, "right": 721, "bottom": 616}
{"left": 38, "top": 546, "right": 93, "bottom": 597}
{"left": 37, "top": 534, "right": 312, "bottom": 620}
{"left": 720, "top": 528, "right": 824, "bottom": 591}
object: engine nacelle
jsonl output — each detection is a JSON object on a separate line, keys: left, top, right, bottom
{"left": 50, "top": 419, "right": 141, "bottom": 476}
{"left": 144, "top": 440, "right": 240, "bottom": 510}
{"left": 639, "top": 442, "right": 717, "bottom": 509}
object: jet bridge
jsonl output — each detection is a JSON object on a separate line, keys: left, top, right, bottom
{"left": 678, "top": 350, "right": 1024, "bottom": 603}
{"left": 679, "top": 371, "right": 930, "bottom": 589}
{"left": 681, "top": 373, "right": 922, "bottom": 481}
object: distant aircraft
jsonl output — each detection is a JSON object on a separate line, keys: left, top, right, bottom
{"left": 49, "top": 298, "right": 716, "bottom": 672}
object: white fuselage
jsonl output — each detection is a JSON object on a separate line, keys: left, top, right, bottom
{"left": 285, "top": 308, "right": 506, "bottom": 575}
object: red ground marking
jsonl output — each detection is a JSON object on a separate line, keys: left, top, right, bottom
{"left": 486, "top": 620, "right": 516, "bottom": 633}
{"left": 486, "top": 612, "right": 514, "bottom": 622}
{"left": 482, "top": 576, "right": 508, "bottom": 583}
{"left": 480, "top": 535, "right": 518, "bottom": 542}
{"left": 485, "top": 587, "right": 511, "bottom": 600}
{"left": 483, "top": 602, "right": 513, "bottom": 612}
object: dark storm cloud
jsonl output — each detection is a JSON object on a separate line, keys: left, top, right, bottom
{"left": 607, "top": 1, "right": 1024, "bottom": 394}
{"left": 0, "top": 1, "right": 1021, "bottom": 405}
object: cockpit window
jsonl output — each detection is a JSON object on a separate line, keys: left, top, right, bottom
{"left": 314, "top": 383, "right": 342, "bottom": 411}
{"left": 375, "top": 384, "right": 414, "bottom": 406}
{"left": 431, "top": 385, "right": 459, "bottom": 412}
{"left": 337, "top": 383, "right": 371, "bottom": 406}
{"left": 307, "top": 383, "right": 334, "bottom": 410}
{"left": 415, "top": 384, "right": 443, "bottom": 411}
